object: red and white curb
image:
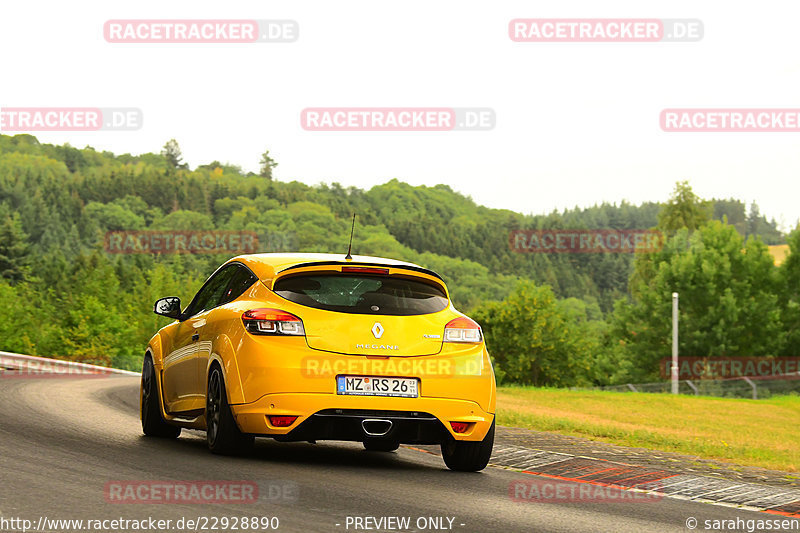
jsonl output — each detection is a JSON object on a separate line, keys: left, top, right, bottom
{"left": 490, "top": 443, "right": 800, "bottom": 516}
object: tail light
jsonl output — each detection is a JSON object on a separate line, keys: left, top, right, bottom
{"left": 450, "top": 422, "right": 470, "bottom": 433}
{"left": 269, "top": 416, "right": 298, "bottom": 427}
{"left": 341, "top": 266, "right": 389, "bottom": 275}
{"left": 444, "top": 316, "right": 482, "bottom": 343}
{"left": 242, "top": 308, "right": 305, "bottom": 336}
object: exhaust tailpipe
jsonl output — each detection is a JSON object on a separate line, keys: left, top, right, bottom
{"left": 361, "top": 418, "right": 393, "bottom": 437}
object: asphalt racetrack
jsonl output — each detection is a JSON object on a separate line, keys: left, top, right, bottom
{"left": 0, "top": 376, "right": 779, "bottom": 533}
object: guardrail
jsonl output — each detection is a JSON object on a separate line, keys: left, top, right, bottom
{"left": 0, "top": 350, "right": 139, "bottom": 377}
{"left": 576, "top": 373, "right": 800, "bottom": 399}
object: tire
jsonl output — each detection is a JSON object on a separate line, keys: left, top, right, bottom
{"left": 363, "top": 439, "right": 400, "bottom": 452}
{"left": 140, "top": 356, "right": 181, "bottom": 438}
{"left": 206, "top": 366, "right": 254, "bottom": 455}
{"left": 440, "top": 419, "right": 494, "bottom": 472}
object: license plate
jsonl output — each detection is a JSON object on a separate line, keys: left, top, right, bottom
{"left": 336, "top": 376, "right": 419, "bottom": 398}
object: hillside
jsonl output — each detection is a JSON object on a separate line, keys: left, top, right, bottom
{"left": 0, "top": 134, "right": 796, "bottom": 383}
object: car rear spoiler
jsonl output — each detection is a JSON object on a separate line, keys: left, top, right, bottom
{"left": 276, "top": 261, "right": 444, "bottom": 281}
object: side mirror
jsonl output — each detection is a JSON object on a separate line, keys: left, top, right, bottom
{"left": 154, "top": 297, "right": 182, "bottom": 319}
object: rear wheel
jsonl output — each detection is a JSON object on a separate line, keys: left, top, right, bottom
{"left": 363, "top": 439, "right": 400, "bottom": 452}
{"left": 441, "top": 419, "right": 494, "bottom": 472}
{"left": 206, "top": 366, "right": 254, "bottom": 455}
{"left": 140, "top": 356, "right": 181, "bottom": 438}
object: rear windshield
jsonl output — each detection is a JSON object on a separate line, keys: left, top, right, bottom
{"left": 273, "top": 274, "right": 449, "bottom": 315}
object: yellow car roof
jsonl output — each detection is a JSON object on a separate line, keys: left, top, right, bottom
{"left": 227, "top": 253, "right": 443, "bottom": 282}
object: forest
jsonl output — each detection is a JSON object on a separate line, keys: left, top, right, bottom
{"left": 0, "top": 133, "right": 797, "bottom": 386}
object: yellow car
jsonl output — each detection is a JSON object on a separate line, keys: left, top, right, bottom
{"left": 141, "top": 253, "right": 496, "bottom": 471}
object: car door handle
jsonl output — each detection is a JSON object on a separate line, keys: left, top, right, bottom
{"left": 191, "top": 333, "right": 199, "bottom": 342}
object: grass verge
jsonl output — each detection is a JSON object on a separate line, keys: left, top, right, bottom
{"left": 496, "top": 386, "right": 800, "bottom": 473}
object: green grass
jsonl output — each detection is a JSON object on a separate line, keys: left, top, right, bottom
{"left": 496, "top": 386, "right": 800, "bottom": 473}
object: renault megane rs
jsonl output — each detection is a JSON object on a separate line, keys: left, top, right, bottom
{"left": 140, "top": 253, "right": 496, "bottom": 471}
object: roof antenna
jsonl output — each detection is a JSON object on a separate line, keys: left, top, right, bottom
{"left": 345, "top": 213, "right": 356, "bottom": 260}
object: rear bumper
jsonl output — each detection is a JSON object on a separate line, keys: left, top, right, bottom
{"left": 230, "top": 393, "right": 494, "bottom": 443}
{"left": 228, "top": 336, "right": 496, "bottom": 415}
{"left": 277, "top": 409, "right": 447, "bottom": 444}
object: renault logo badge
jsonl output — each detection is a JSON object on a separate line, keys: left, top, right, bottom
{"left": 371, "top": 322, "right": 384, "bottom": 339}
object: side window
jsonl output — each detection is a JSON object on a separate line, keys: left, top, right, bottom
{"left": 220, "top": 265, "right": 258, "bottom": 305}
{"left": 183, "top": 265, "right": 238, "bottom": 317}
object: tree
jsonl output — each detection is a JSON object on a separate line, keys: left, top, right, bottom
{"left": 713, "top": 198, "right": 746, "bottom": 235}
{"left": 612, "top": 221, "right": 784, "bottom": 382}
{"left": 83, "top": 201, "right": 146, "bottom": 231}
{"left": 198, "top": 160, "right": 223, "bottom": 171}
{"left": 161, "top": 139, "right": 187, "bottom": 170}
{"left": 472, "top": 280, "right": 599, "bottom": 386}
{"left": 259, "top": 148, "right": 278, "bottom": 180}
{"left": 0, "top": 213, "right": 30, "bottom": 283}
{"left": 742, "top": 201, "right": 785, "bottom": 244}
{"left": 657, "top": 181, "right": 711, "bottom": 233}
{"left": 746, "top": 202, "right": 761, "bottom": 238}
{"left": 151, "top": 210, "right": 214, "bottom": 231}
{"left": 778, "top": 226, "right": 800, "bottom": 355}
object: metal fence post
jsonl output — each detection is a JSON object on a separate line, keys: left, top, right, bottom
{"left": 742, "top": 377, "right": 757, "bottom": 400}
{"left": 672, "top": 292, "right": 679, "bottom": 394}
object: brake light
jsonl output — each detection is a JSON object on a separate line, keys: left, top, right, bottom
{"left": 242, "top": 308, "right": 305, "bottom": 336}
{"left": 341, "top": 266, "right": 389, "bottom": 274}
{"left": 444, "top": 317, "right": 482, "bottom": 343}
{"left": 269, "top": 416, "right": 298, "bottom": 427}
{"left": 450, "top": 422, "right": 470, "bottom": 433}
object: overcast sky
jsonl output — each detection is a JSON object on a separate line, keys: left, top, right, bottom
{"left": 2, "top": 1, "right": 799, "bottom": 230}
